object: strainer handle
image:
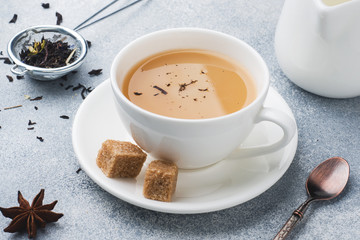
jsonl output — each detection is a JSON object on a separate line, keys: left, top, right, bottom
{"left": 11, "top": 65, "right": 28, "bottom": 75}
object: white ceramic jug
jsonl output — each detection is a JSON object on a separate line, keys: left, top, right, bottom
{"left": 275, "top": 0, "right": 360, "bottom": 98}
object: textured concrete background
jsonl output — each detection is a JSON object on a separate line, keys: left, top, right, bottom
{"left": 1, "top": 0, "right": 359, "bottom": 239}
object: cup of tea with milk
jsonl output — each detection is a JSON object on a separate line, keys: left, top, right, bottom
{"left": 110, "top": 28, "right": 296, "bottom": 169}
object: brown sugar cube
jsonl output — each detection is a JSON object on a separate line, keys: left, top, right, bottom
{"left": 143, "top": 160, "right": 178, "bottom": 202}
{"left": 96, "top": 140, "right": 147, "bottom": 178}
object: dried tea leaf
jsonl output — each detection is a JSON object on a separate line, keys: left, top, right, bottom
{"left": 4, "top": 59, "right": 12, "bottom": 64}
{"left": 59, "top": 115, "right": 69, "bottom": 119}
{"left": 1, "top": 57, "right": 13, "bottom": 64}
{"left": 55, "top": 12, "right": 63, "bottom": 25}
{"left": 81, "top": 88, "right": 87, "bottom": 99}
{"left": 30, "top": 96, "right": 43, "bottom": 101}
{"left": 6, "top": 75, "right": 13, "bottom": 82}
{"left": 28, "top": 120, "right": 37, "bottom": 126}
{"left": 65, "top": 85, "right": 73, "bottom": 90}
{"left": 86, "top": 40, "right": 92, "bottom": 48}
{"left": 9, "top": 14, "right": 17, "bottom": 23}
{"left": 82, "top": 87, "right": 93, "bottom": 99}
{"left": 72, "top": 83, "right": 85, "bottom": 91}
{"left": 36, "top": 136, "right": 44, "bottom": 142}
{"left": 41, "top": 3, "right": 50, "bottom": 9}
{"left": 88, "top": 69, "right": 102, "bottom": 76}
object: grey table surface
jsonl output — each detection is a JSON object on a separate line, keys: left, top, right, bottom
{"left": 1, "top": 0, "right": 359, "bottom": 239}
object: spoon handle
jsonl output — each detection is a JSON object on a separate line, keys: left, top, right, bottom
{"left": 273, "top": 199, "right": 313, "bottom": 240}
{"left": 273, "top": 211, "right": 302, "bottom": 240}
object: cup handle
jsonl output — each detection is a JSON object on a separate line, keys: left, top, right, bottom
{"left": 228, "top": 107, "right": 296, "bottom": 159}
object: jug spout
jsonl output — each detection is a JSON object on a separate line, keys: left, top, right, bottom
{"left": 317, "top": 0, "right": 360, "bottom": 40}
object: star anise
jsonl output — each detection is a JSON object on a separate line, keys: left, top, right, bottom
{"left": 0, "top": 189, "right": 63, "bottom": 238}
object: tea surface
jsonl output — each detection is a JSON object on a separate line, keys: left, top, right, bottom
{"left": 322, "top": 0, "right": 351, "bottom": 6}
{"left": 122, "top": 50, "right": 256, "bottom": 119}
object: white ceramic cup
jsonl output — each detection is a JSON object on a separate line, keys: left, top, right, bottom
{"left": 110, "top": 28, "right": 296, "bottom": 169}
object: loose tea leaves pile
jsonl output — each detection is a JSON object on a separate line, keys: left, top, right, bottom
{"left": 19, "top": 37, "right": 76, "bottom": 68}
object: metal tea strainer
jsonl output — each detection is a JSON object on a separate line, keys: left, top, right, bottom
{"left": 7, "top": 0, "right": 144, "bottom": 81}
{"left": 8, "top": 25, "right": 88, "bottom": 81}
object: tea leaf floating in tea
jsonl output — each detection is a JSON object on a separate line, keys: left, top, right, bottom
{"left": 179, "top": 80, "right": 198, "bottom": 92}
{"left": 198, "top": 88, "right": 209, "bottom": 92}
{"left": 153, "top": 85, "right": 168, "bottom": 95}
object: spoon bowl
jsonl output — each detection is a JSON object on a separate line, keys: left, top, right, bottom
{"left": 306, "top": 157, "right": 349, "bottom": 200}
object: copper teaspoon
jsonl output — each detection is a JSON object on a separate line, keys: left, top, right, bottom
{"left": 273, "top": 157, "right": 350, "bottom": 240}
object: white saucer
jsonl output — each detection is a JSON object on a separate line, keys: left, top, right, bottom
{"left": 72, "top": 79, "right": 298, "bottom": 214}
